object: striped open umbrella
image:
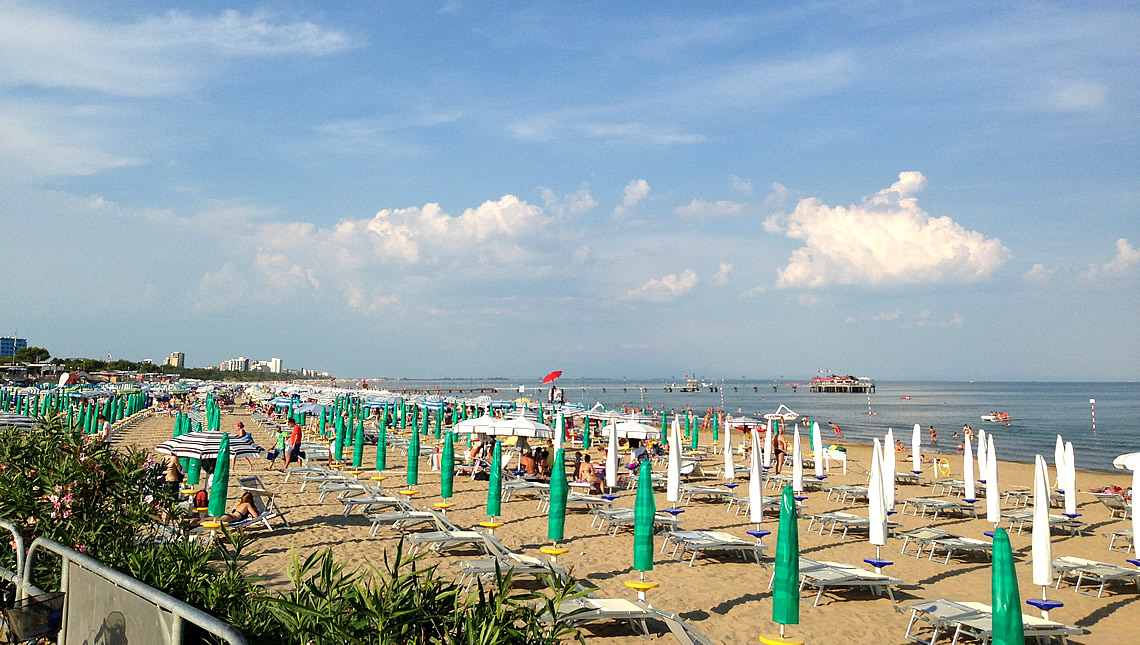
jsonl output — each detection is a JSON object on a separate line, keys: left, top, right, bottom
{"left": 155, "top": 431, "right": 262, "bottom": 460}
{"left": 0, "top": 412, "right": 36, "bottom": 431}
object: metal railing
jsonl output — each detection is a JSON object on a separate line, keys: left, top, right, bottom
{"left": 21, "top": 536, "right": 248, "bottom": 645}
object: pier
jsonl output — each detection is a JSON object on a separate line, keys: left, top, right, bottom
{"left": 807, "top": 375, "right": 875, "bottom": 394}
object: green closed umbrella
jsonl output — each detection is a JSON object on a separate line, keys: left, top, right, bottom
{"left": 352, "top": 416, "right": 365, "bottom": 468}
{"left": 406, "top": 426, "right": 420, "bottom": 486}
{"left": 487, "top": 440, "right": 502, "bottom": 518}
{"left": 547, "top": 448, "right": 567, "bottom": 542}
{"left": 375, "top": 414, "right": 388, "bottom": 471}
{"left": 771, "top": 485, "right": 800, "bottom": 635}
{"left": 690, "top": 415, "right": 699, "bottom": 451}
{"left": 660, "top": 412, "right": 668, "bottom": 446}
{"left": 441, "top": 432, "right": 455, "bottom": 499}
{"left": 421, "top": 407, "right": 429, "bottom": 436}
{"left": 207, "top": 434, "right": 231, "bottom": 518}
{"left": 633, "top": 459, "right": 655, "bottom": 576}
{"left": 712, "top": 411, "right": 720, "bottom": 443}
{"left": 334, "top": 415, "right": 345, "bottom": 462}
{"left": 582, "top": 416, "right": 592, "bottom": 449}
{"left": 537, "top": 404, "right": 544, "bottom": 424}
{"left": 991, "top": 528, "right": 1024, "bottom": 645}
{"left": 434, "top": 408, "right": 441, "bottom": 439}
{"left": 318, "top": 411, "right": 326, "bottom": 439}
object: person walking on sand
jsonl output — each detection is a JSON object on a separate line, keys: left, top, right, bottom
{"left": 283, "top": 419, "right": 304, "bottom": 469}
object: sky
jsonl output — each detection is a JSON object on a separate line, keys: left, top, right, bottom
{"left": 1, "top": 2, "right": 1137, "bottom": 382}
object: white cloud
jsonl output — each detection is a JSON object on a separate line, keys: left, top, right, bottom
{"left": 731, "top": 175, "right": 753, "bottom": 195}
{"left": 675, "top": 199, "right": 747, "bottom": 218}
{"left": 1051, "top": 80, "right": 1107, "bottom": 112}
{"left": 0, "top": 105, "right": 144, "bottom": 179}
{"left": 871, "top": 309, "right": 902, "bottom": 321}
{"left": 0, "top": 7, "right": 354, "bottom": 96}
{"left": 612, "top": 179, "right": 649, "bottom": 217}
{"left": 624, "top": 268, "right": 698, "bottom": 302}
{"left": 712, "top": 263, "right": 733, "bottom": 285}
{"left": 764, "top": 171, "right": 1010, "bottom": 288}
{"left": 540, "top": 185, "right": 597, "bottom": 218}
{"left": 1023, "top": 263, "right": 1055, "bottom": 285}
{"left": 1084, "top": 238, "right": 1140, "bottom": 280}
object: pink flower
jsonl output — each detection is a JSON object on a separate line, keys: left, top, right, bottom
{"left": 61, "top": 509, "right": 71, "bottom": 518}
{"left": 75, "top": 545, "right": 87, "bottom": 554}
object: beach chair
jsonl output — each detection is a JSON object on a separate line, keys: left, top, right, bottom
{"left": 900, "top": 497, "right": 978, "bottom": 520}
{"left": 453, "top": 551, "right": 568, "bottom": 592}
{"left": 234, "top": 477, "right": 290, "bottom": 531}
{"left": 1107, "top": 528, "right": 1134, "bottom": 553}
{"left": 678, "top": 484, "right": 736, "bottom": 505}
{"left": 1001, "top": 487, "right": 1033, "bottom": 508}
{"left": 337, "top": 486, "right": 404, "bottom": 516}
{"left": 807, "top": 511, "right": 900, "bottom": 540}
{"left": 537, "top": 491, "right": 614, "bottom": 513}
{"left": 407, "top": 527, "right": 499, "bottom": 556}
{"left": 593, "top": 508, "right": 683, "bottom": 536}
{"left": 1051, "top": 556, "right": 1140, "bottom": 597}
{"left": 826, "top": 484, "right": 869, "bottom": 504}
{"left": 661, "top": 530, "right": 766, "bottom": 566}
{"left": 894, "top": 472, "right": 922, "bottom": 486}
{"left": 779, "top": 558, "right": 903, "bottom": 606}
{"left": 901, "top": 598, "right": 1083, "bottom": 645}
{"left": 899, "top": 527, "right": 952, "bottom": 559}
{"left": 1002, "top": 510, "right": 1087, "bottom": 536}
{"left": 549, "top": 597, "right": 715, "bottom": 645}
{"left": 365, "top": 503, "right": 449, "bottom": 535}
{"left": 926, "top": 536, "right": 993, "bottom": 564}
{"left": 1090, "top": 492, "right": 1133, "bottom": 519}
{"left": 502, "top": 478, "right": 549, "bottom": 502}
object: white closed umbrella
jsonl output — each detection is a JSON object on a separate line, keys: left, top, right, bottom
{"left": 1054, "top": 435, "right": 1066, "bottom": 491}
{"left": 554, "top": 414, "right": 564, "bottom": 452}
{"left": 812, "top": 422, "right": 825, "bottom": 479}
{"left": 748, "top": 427, "right": 764, "bottom": 526}
{"left": 977, "top": 428, "right": 988, "bottom": 483}
{"left": 605, "top": 421, "right": 619, "bottom": 490}
{"left": 667, "top": 417, "right": 681, "bottom": 507}
{"left": 762, "top": 420, "right": 774, "bottom": 468}
{"left": 1063, "top": 441, "right": 1077, "bottom": 516}
{"left": 986, "top": 434, "right": 1001, "bottom": 525}
{"left": 1031, "top": 455, "right": 1055, "bottom": 610}
{"left": 723, "top": 418, "right": 734, "bottom": 480}
{"left": 962, "top": 432, "right": 977, "bottom": 502}
{"left": 791, "top": 425, "right": 803, "bottom": 493}
{"left": 883, "top": 428, "right": 896, "bottom": 511}
{"left": 868, "top": 439, "right": 888, "bottom": 565}
{"left": 911, "top": 423, "right": 922, "bottom": 474}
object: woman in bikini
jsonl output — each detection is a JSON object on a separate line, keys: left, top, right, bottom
{"left": 220, "top": 492, "right": 259, "bottom": 523}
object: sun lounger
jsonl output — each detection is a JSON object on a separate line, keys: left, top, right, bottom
{"left": 502, "top": 479, "right": 549, "bottom": 502}
{"left": 662, "top": 530, "right": 766, "bottom": 566}
{"left": 1107, "top": 528, "right": 1134, "bottom": 553}
{"left": 407, "top": 528, "right": 496, "bottom": 556}
{"left": 895, "top": 472, "right": 922, "bottom": 486}
{"left": 591, "top": 508, "right": 683, "bottom": 536}
{"left": 899, "top": 527, "right": 952, "bottom": 559}
{"left": 1001, "top": 487, "right": 1033, "bottom": 508}
{"left": 679, "top": 484, "right": 736, "bottom": 505}
{"left": 232, "top": 477, "right": 290, "bottom": 531}
{"left": 901, "top": 497, "right": 978, "bottom": 520}
{"left": 827, "top": 484, "right": 869, "bottom": 504}
{"left": 902, "top": 598, "right": 1083, "bottom": 645}
{"left": 774, "top": 558, "right": 902, "bottom": 606}
{"left": 1090, "top": 492, "right": 1133, "bottom": 519}
{"left": 537, "top": 491, "right": 614, "bottom": 513}
{"left": 929, "top": 479, "right": 986, "bottom": 500}
{"left": 366, "top": 506, "right": 451, "bottom": 535}
{"left": 1002, "top": 510, "right": 1087, "bottom": 536}
{"left": 453, "top": 551, "right": 568, "bottom": 592}
{"left": 1051, "top": 556, "right": 1140, "bottom": 597}
{"left": 926, "top": 536, "right": 992, "bottom": 564}
{"left": 726, "top": 496, "right": 783, "bottom": 516}
{"left": 763, "top": 473, "right": 793, "bottom": 490}
{"left": 807, "top": 511, "right": 900, "bottom": 540}
{"left": 550, "top": 597, "right": 715, "bottom": 645}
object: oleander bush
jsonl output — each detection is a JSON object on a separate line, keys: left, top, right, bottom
{"left": 0, "top": 417, "right": 584, "bottom": 644}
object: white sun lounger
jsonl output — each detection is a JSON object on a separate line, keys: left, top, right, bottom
{"left": 807, "top": 512, "right": 900, "bottom": 540}
{"left": 591, "top": 509, "right": 683, "bottom": 536}
{"left": 827, "top": 484, "right": 870, "bottom": 504}
{"left": 773, "top": 558, "right": 902, "bottom": 606}
{"left": 1051, "top": 556, "right": 1140, "bottom": 597}
{"left": 1090, "top": 492, "right": 1133, "bottom": 519}
{"left": 902, "top": 598, "right": 1083, "bottom": 645}
{"left": 407, "top": 527, "right": 498, "bottom": 556}
{"left": 453, "top": 551, "right": 568, "bottom": 592}
{"left": 661, "top": 530, "right": 766, "bottom": 566}
{"left": 1002, "top": 510, "right": 1087, "bottom": 536}
{"left": 926, "top": 536, "right": 992, "bottom": 564}
{"left": 537, "top": 491, "right": 614, "bottom": 512}
{"left": 901, "top": 497, "right": 978, "bottom": 520}
{"left": 1107, "top": 528, "right": 1133, "bottom": 553}
{"left": 550, "top": 597, "right": 715, "bottom": 645}
{"left": 678, "top": 484, "right": 736, "bottom": 505}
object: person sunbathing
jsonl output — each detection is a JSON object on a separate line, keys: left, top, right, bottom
{"left": 576, "top": 454, "right": 603, "bottom": 494}
{"left": 219, "top": 492, "right": 260, "bottom": 523}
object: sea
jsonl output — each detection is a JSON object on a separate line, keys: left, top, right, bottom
{"left": 365, "top": 378, "right": 1140, "bottom": 474}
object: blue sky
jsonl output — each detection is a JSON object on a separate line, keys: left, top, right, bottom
{"left": 1, "top": 2, "right": 1137, "bottom": 381}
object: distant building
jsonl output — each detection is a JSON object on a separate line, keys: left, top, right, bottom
{"left": 1, "top": 337, "right": 28, "bottom": 358}
{"left": 270, "top": 357, "right": 283, "bottom": 373}
{"left": 219, "top": 357, "right": 250, "bottom": 372}
{"left": 163, "top": 352, "right": 185, "bottom": 368}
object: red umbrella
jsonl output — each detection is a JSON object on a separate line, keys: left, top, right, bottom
{"left": 542, "top": 370, "right": 563, "bottom": 384}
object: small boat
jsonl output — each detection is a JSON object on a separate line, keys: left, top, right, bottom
{"left": 899, "top": 396, "right": 912, "bottom": 400}
{"left": 980, "top": 412, "right": 1012, "bottom": 423}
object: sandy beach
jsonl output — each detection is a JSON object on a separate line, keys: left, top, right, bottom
{"left": 121, "top": 409, "right": 1135, "bottom": 644}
